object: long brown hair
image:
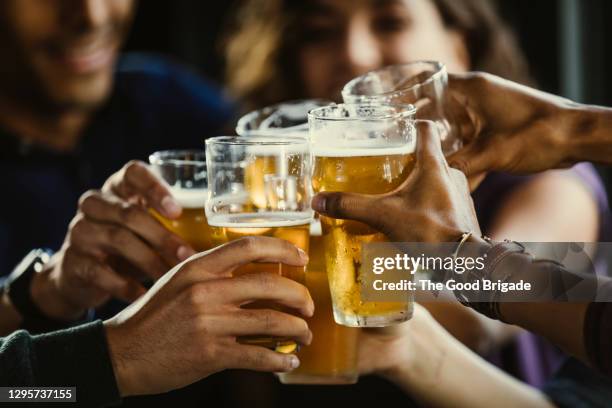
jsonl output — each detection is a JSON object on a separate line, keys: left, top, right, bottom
{"left": 224, "top": 0, "right": 532, "bottom": 109}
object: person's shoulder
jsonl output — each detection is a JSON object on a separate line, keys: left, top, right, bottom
{"left": 113, "top": 52, "right": 235, "bottom": 128}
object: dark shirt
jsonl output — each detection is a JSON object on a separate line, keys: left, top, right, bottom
{"left": 0, "top": 53, "right": 233, "bottom": 277}
{"left": 0, "top": 320, "right": 120, "bottom": 407}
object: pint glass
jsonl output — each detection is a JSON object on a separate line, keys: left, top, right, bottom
{"left": 205, "top": 136, "right": 313, "bottom": 350}
{"left": 342, "top": 61, "right": 459, "bottom": 154}
{"left": 309, "top": 104, "right": 417, "bottom": 327}
{"left": 149, "top": 150, "right": 214, "bottom": 251}
{"left": 238, "top": 101, "right": 360, "bottom": 383}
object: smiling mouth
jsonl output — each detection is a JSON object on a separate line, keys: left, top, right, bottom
{"left": 50, "top": 36, "right": 118, "bottom": 75}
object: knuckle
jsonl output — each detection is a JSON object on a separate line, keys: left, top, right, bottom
{"left": 68, "top": 215, "right": 90, "bottom": 242}
{"left": 254, "top": 272, "right": 277, "bottom": 292}
{"left": 200, "top": 341, "right": 219, "bottom": 361}
{"left": 236, "top": 236, "right": 259, "bottom": 254}
{"left": 248, "top": 349, "right": 267, "bottom": 367}
{"left": 123, "top": 160, "right": 146, "bottom": 184}
{"left": 119, "top": 203, "right": 142, "bottom": 225}
{"left": 183, "top": 283, "right": 210, "bottom": 308}
{"left": 260, "top": 310, "right": 277, "bottom": 331}
{"left": 124, "top": 160, "right": 144, "bottom": 174}
{"left": 78, "top": 190, "right": 100, "bottom": 211}
{"left": 78, "top": 260, "right": 98, "bottom": 282}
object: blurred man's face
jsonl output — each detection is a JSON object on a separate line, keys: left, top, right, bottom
{"left": 0, "top": 0, "right": 136, "bottom": 111}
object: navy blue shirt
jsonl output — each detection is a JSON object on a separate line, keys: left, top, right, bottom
{"left": 0, "top": 53, "right": 234, "bottom": 276}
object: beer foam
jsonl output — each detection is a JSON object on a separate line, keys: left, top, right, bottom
{"left": 312, "top": 141, "right": 415, "bottom": 157}
{"left": 310, "top": 220, "right": 322, "bottom": 236}
{"left": 245, "top": 143, "right": 309, "bottom": 156}
{"left": 208, "top": 211, "right": 313, "bottom": 228}
{"left": 170, "top": 188, "right": 208, "bottom": 209}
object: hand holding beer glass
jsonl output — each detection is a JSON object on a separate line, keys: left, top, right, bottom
{"left": 149, "top": 150, "right": 215, "bottom": 252}
{"left": 237, "top": 101, "right": 360, "bottom": 384}
{"left": 309, "top": 104, "right": 417, "bottom": 327}
{"left": 342, "top": 61, "right": 460, "bottom": 154}
{"left": 205, "top": 136, "right": 313, "bottom": 352}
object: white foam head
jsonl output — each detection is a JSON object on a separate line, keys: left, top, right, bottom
{"left": 312, "top": 139, "right": 416, "bottom": 157}
{"left": 170, "top": 188, "right": 208, "bottom": 209}
{"left": 207, "top": 211, "right": 313, "bottom": 228}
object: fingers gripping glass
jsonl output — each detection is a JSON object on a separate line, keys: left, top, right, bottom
{"left": 205, "top": 136, "right": 313, "bottom": 351}
{"left": 149, "top": 150, "right": 214, "bottom": 251}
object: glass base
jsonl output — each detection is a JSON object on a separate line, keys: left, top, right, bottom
{"left": 277, "top": 372, "right": 358, "bottom": 385}
{"left": 333, "top": 308, "right": 413, "bottom": 328}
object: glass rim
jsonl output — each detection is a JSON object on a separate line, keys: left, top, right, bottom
{"left": 308, "top": 103, "right": 416, "bottom": 122}
{"left": 342, "top": 61, "right": 447, "bottom": 100}
{"left": 149, "top": 149, "right": 206, "bottom": 167}
{"left": 205, "top": 135, "right": 310, "bottom": 147}
{"left": 236, "top": 99, "right": 333, "bottom": 135}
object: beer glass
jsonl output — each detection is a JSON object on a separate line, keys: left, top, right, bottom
{"left": 238, "top": 101, "right": 360, "bottom": 384}
{"left": 205, "top": 136, "right": 313, "bottom": 351}
{"left": 278, "top": 226, "right": 360, "bottom": 384}
{"left": 236, "top": 99, "right": 331, "bottom": 137}
{"left": 309, "top": 104, "right": 417, "bottom": 327}
{"left": 342, "top": 61, "right": 459, "bottom": 154}
{"left": 149, "top": 150, "right": 214, "bottom": 251}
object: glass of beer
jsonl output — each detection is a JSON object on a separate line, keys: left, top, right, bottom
{"left": 237, "top": 100, "right": 361, "bottom": 384}
{"left": 309, "top": 103, "right": 417, "bottom": 327}
{"left": 205, "top": 136, "right": 313, "bottom": 351}
{"left": 236, "top": 99, "right": 332, "bottom": 137}
{"left": 278, "top": 223, "right": 360, "bottom": 384}
{"left": 149, "top": 150, "right": 214, "bottom": 251}
{"left": 342, "top": 61, "right": 459, "bottom": 154}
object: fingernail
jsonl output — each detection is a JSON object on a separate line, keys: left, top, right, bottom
{"left": 161, "top": 195, "right": 181, "bottom": 218}
{"left": 311, "top": 195, "right": 326, "bottom": 213}
{"left": 288, "top": 355, "right": 300, "bottom": 370}
{"left": 177, "top": 246, "right": 196, "bottom": 261}
{"left": 297, "top": 248, "right": 309, "bottom": 262}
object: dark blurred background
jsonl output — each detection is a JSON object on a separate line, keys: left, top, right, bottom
{"left": 123, "top": 0, "right": 612, "bottom": 196}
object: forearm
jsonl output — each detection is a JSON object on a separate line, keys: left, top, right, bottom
{"left": 0, "top": 321, "right": 121, "bottom": 406}
{"left": 566, "top": 104, "right": 612, "bottom": 166}
{"left": 384, "top": 324, "right": 554, "bottom": 408}
{"left": 457, "top": 238, "right": 598, "bottom": 369}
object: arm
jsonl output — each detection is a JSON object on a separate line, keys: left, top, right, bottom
{"left": 0, "top": 322, "right": 121, "bottom": 407}
{"left": 312, "top": 121, "right": 609, "bottom": 374}
{"left": 464, "top": 170, "right": 600, "bottom": 349}
{"left": 359, "top": 306, "right": 554, "bottom": 408}
{"left": 447, "top": 72, "right": 612, "bottom": 178}
{"left": 0, "top": 161, "right": 197, "bottom": 336}
{"left": 2, "top": 237, "right": 314, "bottom": 399}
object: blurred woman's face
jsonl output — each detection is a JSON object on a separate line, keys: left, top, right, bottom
{"left": 296, "top": 0, "right": 469, "bottom": 101}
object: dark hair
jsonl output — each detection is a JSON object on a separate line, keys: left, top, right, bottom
{"left": 224, "top": 0, "right": 533, "bottom": 108}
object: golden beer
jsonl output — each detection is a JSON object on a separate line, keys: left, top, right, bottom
{"left": 152, "top": 188, "right": 214, "bottom": 252}
{"left": 210, "top": 212, "right": 310, "bottom": 349}
{"left": 312, "top": 145, "right": 416, "bottom": 327}
{"left": 278, "top": 225, "right": 360, "bottom": 384}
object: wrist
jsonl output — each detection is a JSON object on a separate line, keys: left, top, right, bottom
{"left": 380, "top": 319, "right": 450, "bottom": 395}
{"left": 31, "top": 259, "right": 86, "bottom": 321}
{"left": 104, "top": 321, "right": 134, "bottom": 397}
{"left": 561, "top": 103, "right": 604, "bottom": 165}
